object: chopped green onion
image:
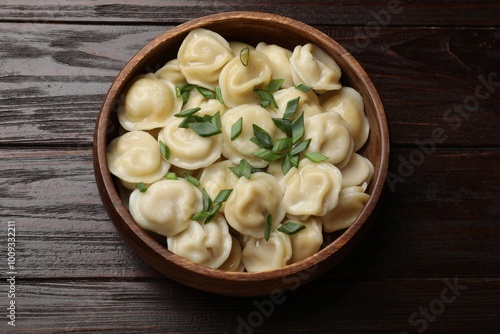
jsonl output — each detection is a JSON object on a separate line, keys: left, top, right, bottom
{"left": 291, "top": 138, "right": 311, "bottom": 156}
{"left": 281, "top": 153, "right": 293, "bottom": 175}
{"left": 252, "top": 124, "right": 273, "bottom": 149}
{"left": 260, "top": 100, "right": 271, "bottom": 108}
{"left": 192, "top": 211, "right": 211, "bottom": 221}
{"left": 180, "top": 83, "right": 196, "bottom": 93}
{"left": 305, "top": 151, "right": 329, "bottom": 163}
{"left": 178, "top": 84, "right": 196, "bottom": 105}
{"left": 231, "top": 117, "right": 243, "bottom": 141}
{"left": 240, "top": 47, "right": 250, "bottom": 66}
{"left": 295, "top": 83, "right": 313, "bottom": 92}
{"left": 215, "top": 87, "right": 224, "bottom": 105}
{"left": 184, "top": 174, "right": 200, "bottom": 187}
{"left": 254, "top": 89, "right": 278, "bottom": 109}
{"left": 291, "top": 111, "right": 305, "bottom": 145}
{"left": 175, "top": 86, "right": 182, "bottom": 98}
{"left": 174, "top": 107, "right": 201, "bottom": 118}
{"left": 272, "top": 137, "right": 293, "bottom": 152}
{"left": 290, "top": 153, "right": 300, "bottom": 168}
{"left": 213, "top": 189, "right": 233, "bottom": 203}
{"left": 205, "top": 202, "right": 222, "bottom": 224}
{"left": 272, "top": 117, "right": 292, "bottom": 136}
{"left": 136, "top": 182, "right": 147, "bottom": 193}
{"left": 264, "top": 214, "right": 273, "bottom": 241}
{"left": 202, "top": 188, "right": 212, "bottom": 212}
{"left": 266, "top": 78, "right": 285, "bottom": 92}
{"left": 164, "top": 172, "right": 178, "bottom": 180}
{"left": 283, "top": 97, "right": 300, "bottom": 119}
{"left": 211, "top": 111, "right": 222, "bottom": 129}
{"left": 181, "top": 91, "right": 190, "bottom": 105}
{"left": 159, "top": 140, "right": 170, "bottom": 160}
{"left": 196, "top": 86, "right": 216, "bottom": 99}
{"left": 278, "top": 222, "right": 306, "bottom": 235}
{"left": 229, "top": 159, "right": 253, "bottom": 179}
{"left": 253, "top": 148, "right": 283, "bottom": 162}
{"left": 187, "top": 122, "right": 222, "bottom": 137}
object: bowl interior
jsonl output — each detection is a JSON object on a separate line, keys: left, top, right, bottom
{"left": 94, "top": 11, "right": 389, "bottom": 296}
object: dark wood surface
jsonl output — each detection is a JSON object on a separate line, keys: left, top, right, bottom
{"left": 1, "top": 1, "right": 499, "bottom": 333}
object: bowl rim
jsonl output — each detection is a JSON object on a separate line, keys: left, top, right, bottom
{"left": 93, "top": 11, "right": 390, "bottom": 291}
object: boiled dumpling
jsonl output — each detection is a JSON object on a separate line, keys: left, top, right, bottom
{"left": 273, "top": 86, "right": 324, "bottom": 120}
{"left": 319, "top": 87, "right": 369, "bottom": 151}
{"left": 285, "top": 216, "right": 323, "bottom": 264}
{"left": 340, "top": 152, "right": 374, "bottom": 188}
{"left": 177, "top": 28, "right": 233, "bottom": 90}
{"left": 321, "top": 186, "right": 370, "bottom": 232}
{"left": 157, "top": 116, "right": 223, "bottom": 170}
{"left": 225, "top": 172, "right": 285, "bottom": 239}
{"left": 155, "top": 59, "right": 187, "bottom": 87}
{"left": 280, "top": 159, "right": 342, "bottom": 219}
{"left": 304, "top": 111, "right": 354, "bottom": 168}
{"left": 229, "top": 41, "right": 255, "bottom": 56}
{"left": 106, "top": 130, "right": 171, "bottom": 186}
{"left": 290, "top": 43, "right": 342, "bottom": 93}
{"left": 219, "top": 236, "right": 245, "bottom": 272}
{"left": 128, "top": 179, "right": 203, "bottom": 237}
{"left": 199, "top": 160, "right": 239, "bottom": 211}
{"left": 117, "top": 74, "right": 182, "bottom": 131}
{"left": 255, "top": 42, "right": 294, "bottom": 88}
{"left": 219, "top": 50, "right": 273, "bottom": 108}
{"left": 242, "top": 230, "right": 292, "bottom": 272}
{"left": 167, "top": 214, "right": 232, "bottom": 269}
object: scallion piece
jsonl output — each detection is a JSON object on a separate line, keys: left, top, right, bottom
{"left": 272, "top": 117, "right": 292, "bottom": 136}
{"left": 240, "top": 47, "right": 250, "bottom": 66}
{"left": 254, "top": 89, "right": 278, "bottom": 109}
{"left": 184, "top": 174, "right": 200, "bottom": 187}
{"left": 204, "top": 202, "right": 222, "bottom": 224}
{"left": 252, "top": 124, "right": 273, "bottom": 149}
{"left": 211, "top": 111, "right": 222, "bottom": 129}
{"left": 283, "top": 97, "right": 300, "bottom": 119}
{"left": 291, "top": 111, "right": 305, "bottom": 145}
{"left": 266, "top": 78, "right": 285, "bottom": 92}
{"left": 165, "top": 172, "right": 178, "bottom": 180}
{"left": 174, "top": 107, "right": 201, "bottom": 118}
{"left": 272, "top": 137, "right": 293, "bottom": 152}
{"left": 252, "top": 148, "right": 283, "bottom": 162}
{"left": 264, "top": 214, "right": 273, "bottom": 241}
{"left": 187, "top": 122, "right": 222, "bottom": 137}
{"left": 278, "top": 222, "right": 306, "bottom": 235}
{"left": 136, "top": 182, "right": 147, "bottom": 193}
{"left": 290, "top": 153, "right": 300, "bottom": 168}
{"left": 175, "top": 86, "right": 182, "bottom": 98}
{"left": 213, "top": 189, "right": 233, "bottom": 203}
{"left": 215, "top": 87, "right": 224, "bottom": 105}
{"left": 192, "top": 211, "right": 211, "bottom": 221}
{"left": 159, "top": 140, "right": 170, "bottom": 160}
{"left": 228, "top": 159, "right": 253, "bottom": 179}
{"left": 295, "top": 83, "right": 313, "bottom": 92}
{"left": 196, "top": 86, "right": 216, "bottom": 99}
{"left": 305, "top": 151, "right": 329, "bottom": 163}
{"left": 202, "top": 188, "right": 212, "bottom": 212}
{"left": 290, "top": 138, "right": 311, "bottom": 156}
{"left": 231, "top": 117, "right": 243, "bottom": 141}
{"left": 281, "top": 153, "right": 293, "bottom": 175}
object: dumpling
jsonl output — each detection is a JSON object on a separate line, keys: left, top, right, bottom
{"left": 221, "top": 104, "right": 279, "bottom": 168}
{"left": 199, "top": 160, "right": 239, "bottom": 211}
{"left": 128, "top": 179, "right": 203, "bottom": 237}
{"left": 229, "top": 41, "right": 255, "bottom": 56}
{"left": 107, "top": 130, "right": 171, "bottom": 186}
{"left": 255, "top": 42, "right": 294, "bottom": 88}
{"left": 273, "top": 86, "right": 324, "bottom": 120}
{"left": 224, "top": 172, "right": 285, "bottom": 239}
{"left": 290, "top": 43, "right": 342, "bottom": 93}
{"left": 117, "top": 74, "right": 182, "bottom": 131}
{"left": 167, "top": 214, "right": 232, "bottom": 269}
{"left": 219, "top": 49, "right": 273, "bottom": 108}
{"left": 218, "top": 236, "right": 245, "bottom": 272}
{"left": 285, "top": 216, "right": 323, "bottom": 264}
{"left": 304, "top": 111, "right": 354, "bottom": 168}
{"left": 242, "top": 230, "right": 292, "bottom": 272}
{"left": 319, "top": 86, "right": 369, "bottom": 151}
{"left": 155, "top": 59, "right": 187, "bottom": 87}
{"left": 157, "top": 115, "right": 223, "bottom": 170}
{"left": 280, "top": 159, "right": 342, "bottom": 219}
{"left": 321, "top": 186, "right": 370, "bottom": 233}
{"left": 177, "top": 28, "right": 233, "bottom": 90}
{"left": 340, "top": 152, "right": 374, "bottom": 188}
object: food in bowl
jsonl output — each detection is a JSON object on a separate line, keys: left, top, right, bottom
{"left": 105, "top": 27, "right": 373, "bottom": 273}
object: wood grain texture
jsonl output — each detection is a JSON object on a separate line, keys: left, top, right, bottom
{"left": 1, "top": 24, "right": 498, "bottom": 146}
{"left": 1, "top": 148, "right": 498, "bottom": 280}
{"left": 0, "top": 0, "right": 499, "bottom": 26}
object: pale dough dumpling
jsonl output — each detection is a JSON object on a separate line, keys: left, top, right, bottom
{"left": 304, "top": 111, "right": 354, "bottom": 168}
{"left": 321, "top": 186, "right": 370, "bottom": 233}
{"left": 242, "top": 230, "right": 292, "bottom": 272}
{"left": 255, "top": 42, "right": 294, "bottom": 88}
{"left": 225, "top": 172, "right": 285, "bottom": 239}
{"left": 107, "top": 130, "right": 171, "bottom": 185}
{"left": 128, "top": 179, "right": 203, "bottom": 237}
{"left": 219, "top": 236, "right": 245, "bottom": 272}
{"left": 290, "top": 43, "right": 342, "bottom": 93}
{"left": 199, "top": 160, "right": 239, "bottom": 211}
{"left": 158, "top": 116, "right": 223, "bottom": 170}
{"left": 285, "top": 216, "right": 323, "bottom": 264}
{"left": 155, "top": 59, "right": 187, "bottom": 87}
{"left": 219, "top": 50, "right": 273, "bottom": 108}
{"left": 167, "top": 214, "right": 232, "bottom": 269}
{"left": 340, "top": 153, "right": 374, "bottom": 188}
{"left": 117, "top": 74, "right": 182, "bottom": 131}
{"left": 273, "top": 86, "right": 324, "bottom": 120}
{"left": 319, "top": 86, "right": 369, "bottom": 151}
{"left": 221, "top": 104, "right": 279, "bottom": 168}
{"left": 177, "top": 28, "right": 233, "bottom": 90}
{"left": 280, "top": 159, "right": 342, "bottom": 219}
{"left": 229, "top": 41, "right": 255, "bottom": 56}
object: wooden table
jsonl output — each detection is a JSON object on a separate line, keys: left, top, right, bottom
{"left": 1, "top": 1, "right": 499, "bottom": 333}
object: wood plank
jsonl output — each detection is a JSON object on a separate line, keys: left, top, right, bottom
{"left": 0, "top": 0, "right": 499, "bottom": 27}
{"left": 1, "top": 24, "right": 499, "bottom": 147}
{"left": 10, "top": 279, "right": 500, "bottom": 333}
{"left": 1, "top": 148, "right": 499, "bottom": 280}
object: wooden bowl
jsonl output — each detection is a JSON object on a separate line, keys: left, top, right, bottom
{"left": 93, "top": 11, "right": 389, "bottom": 297}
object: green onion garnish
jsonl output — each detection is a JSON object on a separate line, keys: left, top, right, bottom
{"left": 229, "top": 159, "right": 253, "bottom": 179}
{"left": 252, "top": 124, "right": 273, "bottom": 149}
{"left": 184, "top": 174, "right": 200, "bottom": 187}
{"left": 136, "top": 182, "right": 147, "bottom": 193}
{"left": 283, "top": 97, "right": 300, "bottom": 119}
{"left": 272, "top": 137, "right": 293, "bottom": 152}
{"left": 254, "top": 89, "right": 278, "bottom": 109}
{"left": 165, "top": 172, "right": 178, "bottom": 180}
{"left": 231, "top": 117, "right": 243, "bottom": 141}
{"left": 240, "top": 47, "right": 250, "bottom": 66}
{"left": 211, "top": 111, "right": 222, "bottom": 129}
{"left": 266, "top": 78, "right": 285, "bottom": 92}
{"left": 159, "top": 140, "right": 170, "bottom": 160}
{"left": 196, "top": 86, "right": 216, "bottom": 100}
{"left": 295, "top": 83, "right": 313, "bottom": 92}
{"left": 305, "top": 151, "right": 329, "bottom": 163}
{"left": 187, "top": 122, "right": 222, "bottom": 137}
{"left": 264, "top": 214, "right": 273, "bottom": 241}
{"left": 277, "top": 222, "right": 306, "bottom": 235}
{"left": 213, "top": 189, "right": 233, "bottom": 203}
{"left": 291, "top": 111, "right": 305, "bottom": 145}
{"left": 215, "top": 87, "right": 224, "bottom": 105}
{"left": 174, "top": 107, "right": 201, "bottom": 118}
{"left": 291, "top": 138, "right": 311, "bottom": 156}
{"left": 272, "top": 117, "right": 292, "bottom": 136}
{"left": 202, "top": 188, "right": 212, "bottom": 212}
{"left": 252, "top": 148, "right": 283, "bottom": 162}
